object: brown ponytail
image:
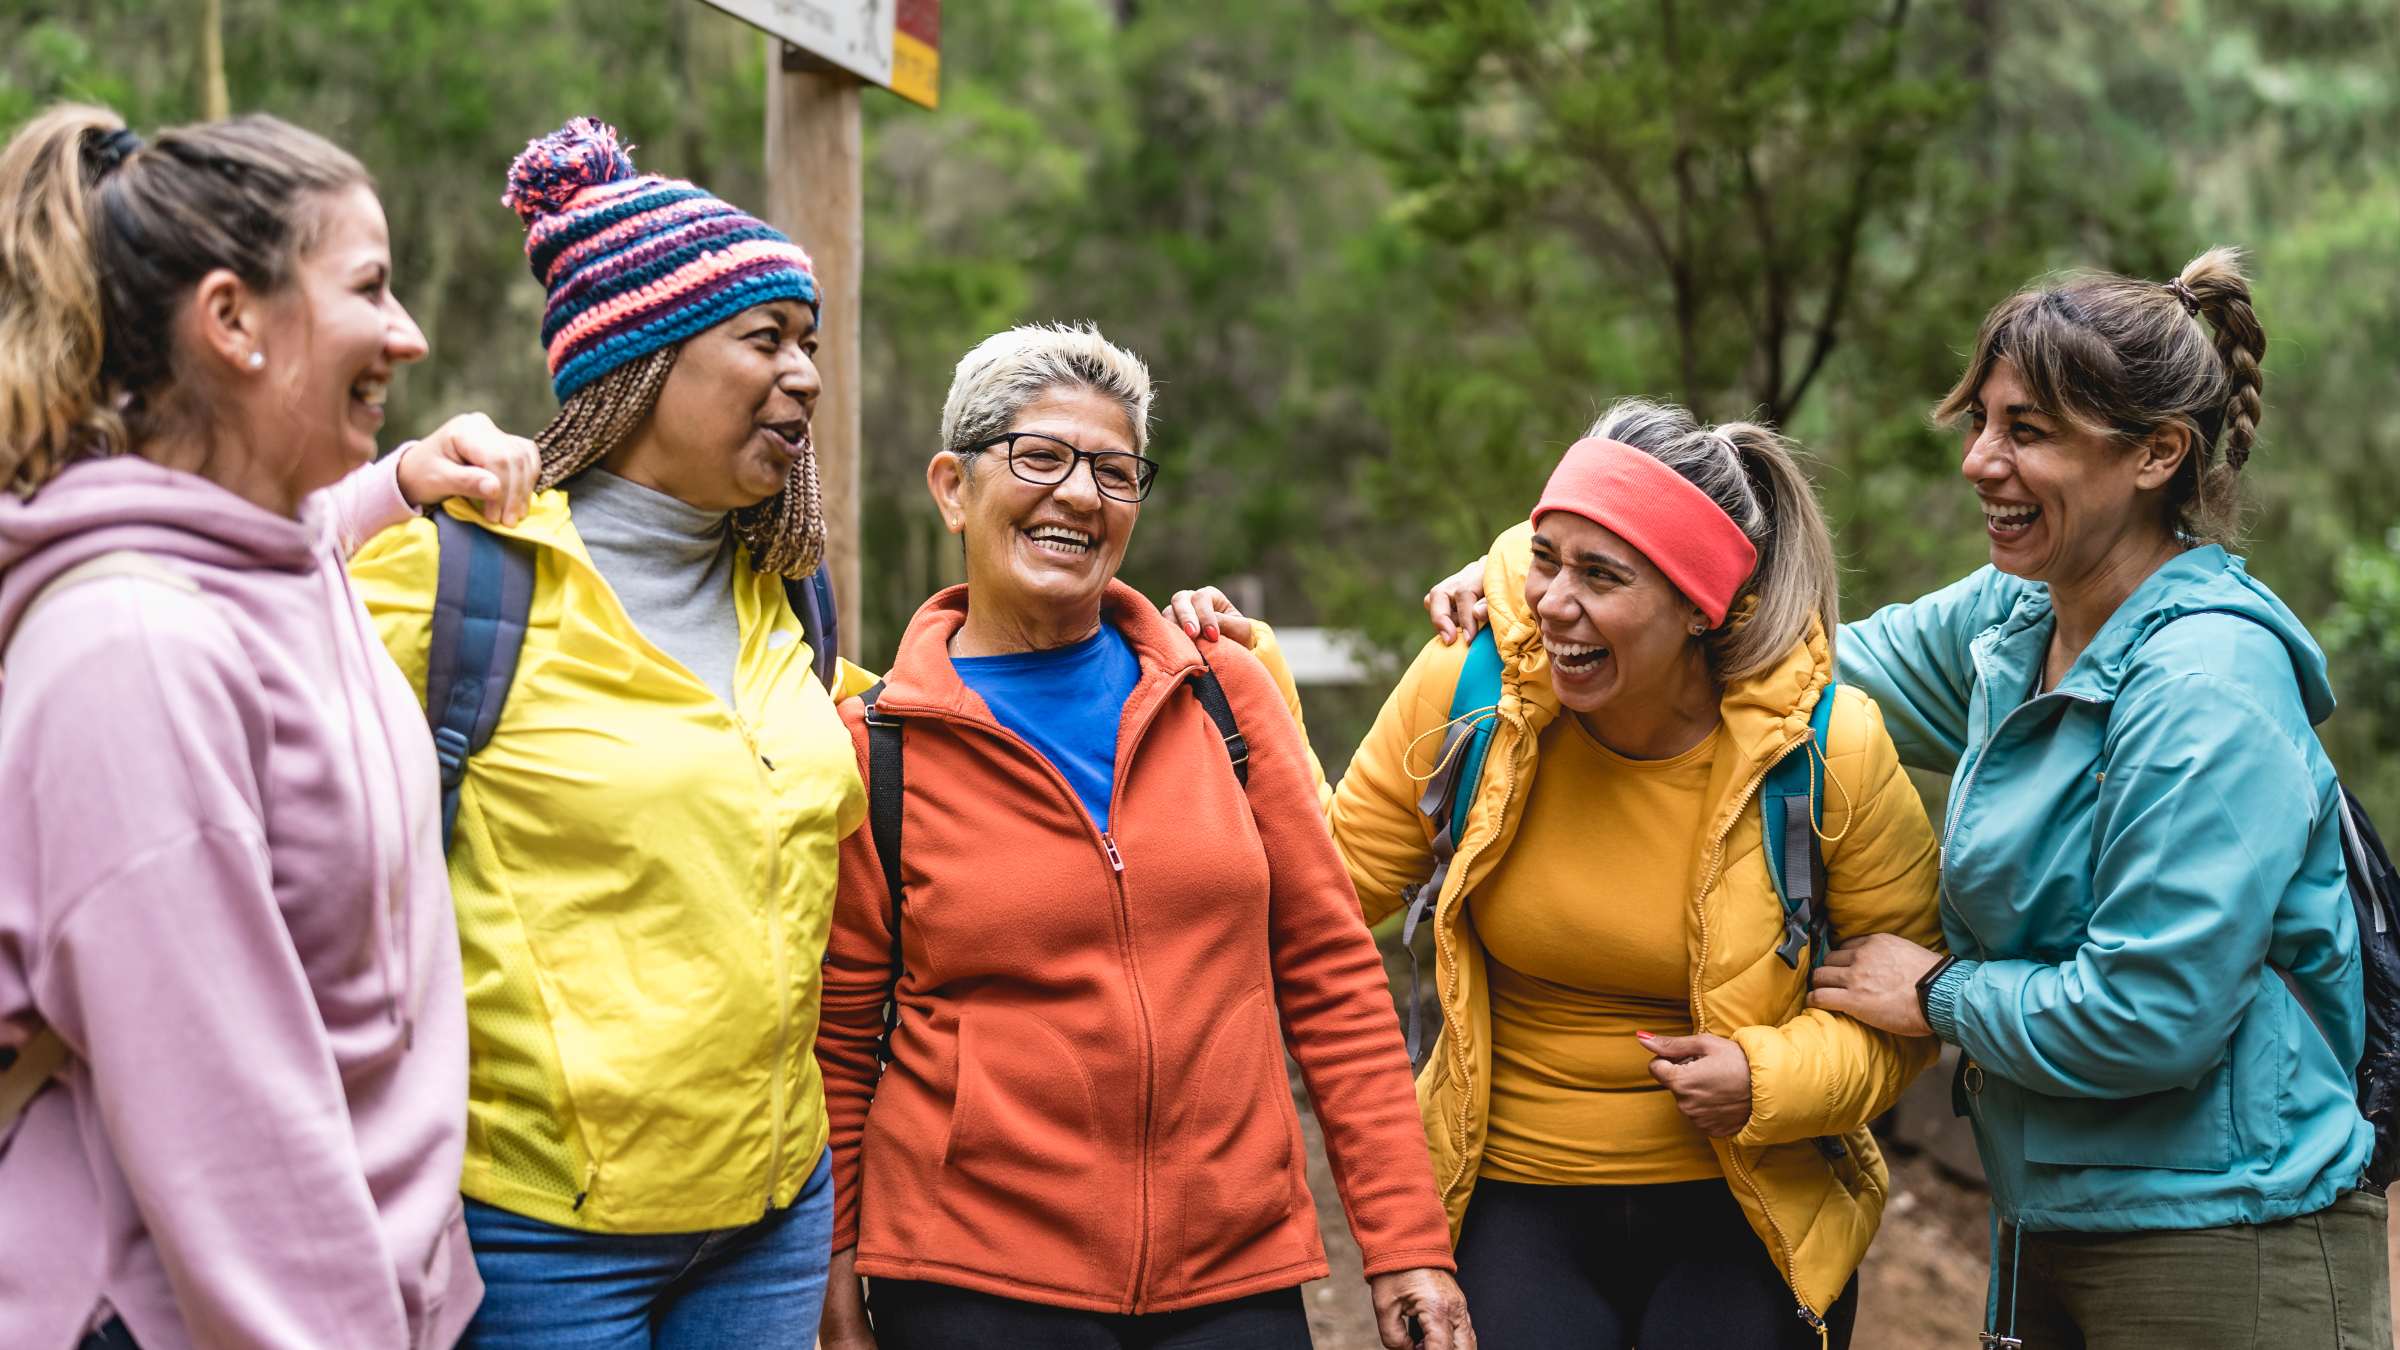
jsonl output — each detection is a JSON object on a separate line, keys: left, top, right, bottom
{"left": 0, "top": 103, "right": 366, "bottom": 496}
{"left": 1934, "top": 245, "right": 2267, "bottom": 544}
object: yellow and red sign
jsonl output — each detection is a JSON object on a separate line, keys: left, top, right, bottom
{"left": 699, "top": 0, "right": 940, "bottom": 110}
{"left": 892, "top": 0, "right": 939, "bottom": 109}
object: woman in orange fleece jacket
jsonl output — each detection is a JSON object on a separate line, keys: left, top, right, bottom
{"left": 813, "top": 324, "right": 1470, "bottom": 1350}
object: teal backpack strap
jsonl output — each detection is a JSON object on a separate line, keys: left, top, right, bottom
{"left": 1763, "top": 680, "right": 1840, "bottom": 969}
{"left": 1399, "top": 626, "right": 1506, "bottom": 1066}
{"left": 1446, "top": 627, "right": 1505, "bottom": 840}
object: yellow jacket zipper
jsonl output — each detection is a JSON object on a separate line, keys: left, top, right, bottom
{"left": 1690, "top": 732, "right": 1824, "bottom": 1330}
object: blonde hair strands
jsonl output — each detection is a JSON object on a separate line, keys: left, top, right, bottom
{"left": 1581, "top": 399, "right": 1841, "bottom": 681}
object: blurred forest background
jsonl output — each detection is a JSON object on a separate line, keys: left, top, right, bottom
{"left": 6, "top": 0, "right": 2394, "bottom": 815}
{"left": 9, "top": 4, "right": 2398, "bottom": 1342}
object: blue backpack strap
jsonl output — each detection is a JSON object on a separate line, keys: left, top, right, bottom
{"left": 1399, "top": 625, "right": 1506, "bottom": 1066}
{"left": 425, "top": 514, "right": 536, "bottom": 851}
{"left": 783, "top": 562, "right": 841, "bottom": 692}
{"left": 1764, "top": 680, "right": 1840, "bottom": 969}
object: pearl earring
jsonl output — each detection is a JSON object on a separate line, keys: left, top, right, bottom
{"left": 246, "top": 351, "right": 266, "bottom": 370}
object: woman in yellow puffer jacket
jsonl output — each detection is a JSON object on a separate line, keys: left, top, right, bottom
{"left": 1175, "top": 401, "right": 1942, "bottom": 1348}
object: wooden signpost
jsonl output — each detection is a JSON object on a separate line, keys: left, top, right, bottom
{"left": 698, "top": 0, "right": 940, "bottom": 660}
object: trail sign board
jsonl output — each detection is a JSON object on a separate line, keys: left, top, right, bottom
{"left": 700, "top": 0, "right": 940, "bottom": 108}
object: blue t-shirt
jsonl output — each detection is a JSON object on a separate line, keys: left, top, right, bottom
{"left": 952, "top": 624, "right": 1142, "bottom": 831}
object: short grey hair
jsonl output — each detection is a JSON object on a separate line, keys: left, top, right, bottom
{"left": 939, "top": 323, "right": 1154, "bottom": 457}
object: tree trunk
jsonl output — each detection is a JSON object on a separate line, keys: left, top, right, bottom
{"left": 200, "top": 0, "right": 230, "bottom": 119}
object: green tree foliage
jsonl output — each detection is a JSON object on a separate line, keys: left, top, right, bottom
{"left": 4, "top": 0, "right": 2395, "bottom": 814}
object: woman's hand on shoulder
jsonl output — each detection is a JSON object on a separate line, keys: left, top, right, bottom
{"left": 1424, "top": 558, "right": 1486, "bottom": 645}
{"left": 1369, "top": 1266, "right": 1475, "bottom": 1349}
{"left": 1162, "top": 585, "right": 1256, "bottom": 648}
{"left": 1638, "top": 1031, "right": 1754, "bottom": 1137}
{"left": 396, "top": 413, "right": 538, "bottom": 526}
{"left": 1808, "top": 933, "right": 1942, "bottom": 1037}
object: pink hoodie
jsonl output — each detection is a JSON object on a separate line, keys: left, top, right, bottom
{"left": 0, "top": 455, "right": 477, "bottom": 1349}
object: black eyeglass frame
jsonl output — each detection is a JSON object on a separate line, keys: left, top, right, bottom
{"left": 964, "top": 431, "right": 1161, "bottom": 503}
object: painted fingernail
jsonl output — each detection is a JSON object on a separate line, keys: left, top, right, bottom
{"left": 1205, "top": 626, "right": 1218, "bottom": 640}
{"left": 1185, "top": 622, "right": 1199, "bottom": 637}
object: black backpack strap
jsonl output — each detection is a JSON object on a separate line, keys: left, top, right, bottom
{"left": 783, "top": 561, "right": 841, "bottom": 693}
{"left": 861, "top": 680, "right": 905, "bottom": 1067}
{"left": 1188, "top": 651, "right": 1249, "bottom": 787}
{"left": 426, "top": 514, "right": 536, "bottom": 850}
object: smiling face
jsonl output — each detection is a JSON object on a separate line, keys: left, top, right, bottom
{"left": 1524, "top": 511, "right": 1711, "bottom": 717}
{"left": 242, "top": 182, "right": 426, "bottom": 497}
{"left": 932, "top": 384, "right": 1143, "bottom": 639}
{"left": 1961, "top": 358, "right": 2187, "bottom": 588}
{"left": 607, "top": 300, "right": 820, "bottom": 511}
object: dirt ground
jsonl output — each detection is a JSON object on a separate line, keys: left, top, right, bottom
{"left": 1291, "top": 1078, "right": 1991, "bottom": 1350}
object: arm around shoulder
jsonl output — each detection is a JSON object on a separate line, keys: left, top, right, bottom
{"left": 1327, "top": 635, "right": 1470, "bottom": 926}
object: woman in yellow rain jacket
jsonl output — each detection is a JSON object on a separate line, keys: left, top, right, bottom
{"left": 1177, "top": 401, "right": 1942, "bottom": 1348}
{"left": 347, "top": 120, "right": 873, "bottom": 1348}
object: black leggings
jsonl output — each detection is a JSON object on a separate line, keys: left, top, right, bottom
{"left": 1454, "top": 1177, "right": 1857, "bottom": 1350}
{"left": 869, "top": 1279, "right": 1314, "bottom": 1350}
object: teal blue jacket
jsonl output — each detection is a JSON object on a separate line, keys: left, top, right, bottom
{"left": 1841, "top": 546, "right": 2371, "bottom": 1232}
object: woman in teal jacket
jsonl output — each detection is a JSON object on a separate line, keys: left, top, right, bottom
{"left": 1805, "top": 248, "right": 2383, "bottom": 1348}
{"left": 1406, "top": 247, "right": 2384, "bottom": 1347}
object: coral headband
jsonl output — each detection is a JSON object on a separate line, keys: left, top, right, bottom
{"left": 1530, "top": 437, "right": 1759, "bottom": 626}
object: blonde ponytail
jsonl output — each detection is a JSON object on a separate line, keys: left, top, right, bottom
{"left": 0, "top": 105, "right": 125, "bottom": 496}
{"left": 1634, "top": 419, "right": 1840, "bottom": 681}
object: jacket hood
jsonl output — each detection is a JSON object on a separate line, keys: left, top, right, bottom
{"left": 0, "top": 457, "right": 325, "bottom": 647}
{"left": 1476, "top": 520, "right": 1834, "bottom": 773}
{"left": 2022, "top": 544, "right": 2334, "bottom": 725}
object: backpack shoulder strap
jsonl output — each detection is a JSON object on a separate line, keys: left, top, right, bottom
{"left": 783, "top": 562, "right": 841, "bottom": 693}
{"left": 1, "top": 551, "right": 196, "bottom": 676}
{"left": 1764, "top": 680, "right": 1841, "bottom": 969}
{"left": 1441, "top": 626, "right": 1506, "bottom": 843}
{"left": 861, "top": 680, "right": 905, "bottom": 1066}
{"left": 1398, "top": 625, "right": 1506, "bottom": 1066}
{"left": 426, "top": 513, "right": 536, "bottom": 851}
{"left": 1188, "top": 650, "right": 1250, "bottom": 787}
{"left": 0, "top": 553, "right": 197, "bottom": 1129}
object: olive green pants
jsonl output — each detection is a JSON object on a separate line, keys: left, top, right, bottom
{"left": 1990, "top": 1188, "right": 2392, "bottom": 1350}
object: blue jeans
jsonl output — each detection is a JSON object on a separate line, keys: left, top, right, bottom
{"left": 460, "top": 1148, "right": 834, "bottom": 1349}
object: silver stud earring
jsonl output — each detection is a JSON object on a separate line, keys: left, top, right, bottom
{"left": 246, "top": 351, "right": 266, "bottom": 370}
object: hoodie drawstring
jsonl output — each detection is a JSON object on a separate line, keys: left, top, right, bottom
{"left": 1983, "top": 1215, "right": 2025, "bottom": 1349}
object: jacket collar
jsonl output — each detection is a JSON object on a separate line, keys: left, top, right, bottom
{"left": 877, "top": 577, "right": 1205, "bottom": 721}
{"left": 1973, "top": 545, "right": 2332, "bottom": 721}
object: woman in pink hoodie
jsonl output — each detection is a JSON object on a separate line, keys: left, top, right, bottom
{"left": 0, "top": 105, "right": 529, "bottom": 1349}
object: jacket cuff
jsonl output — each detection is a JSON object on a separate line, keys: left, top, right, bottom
{"left": 1924, "top": 959, "right": 1978, "bottom": 1045}
{"left": 1359, "top": 1245, "right": 1460, "bottom": 1277}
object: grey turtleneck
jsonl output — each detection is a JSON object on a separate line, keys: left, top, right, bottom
{"left": 567, "top": 469, "right": 741, "bottom": 708}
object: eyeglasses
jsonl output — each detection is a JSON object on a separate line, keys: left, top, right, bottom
{"left": 967, "top": 431, "right": 1160, "bottom": 503}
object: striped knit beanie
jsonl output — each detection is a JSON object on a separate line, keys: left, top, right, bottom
{"left": 502, "top": 117, "right": 819, "bottom": 401}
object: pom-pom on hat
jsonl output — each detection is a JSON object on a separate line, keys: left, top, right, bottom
{"left": 503, "top": 117, "right": 819, "bottom": 401}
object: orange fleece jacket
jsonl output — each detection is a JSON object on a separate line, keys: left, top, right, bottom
{"left": 817, "top": 582, "right": 1453, "bottom": 1314}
